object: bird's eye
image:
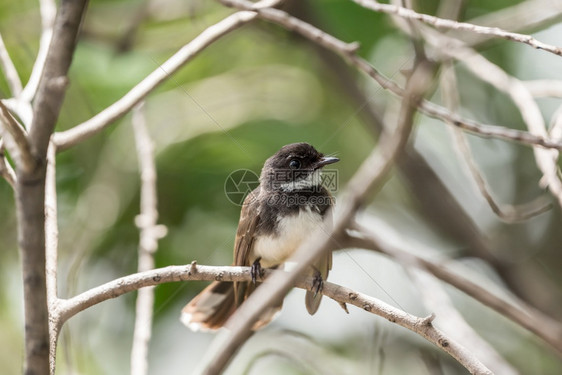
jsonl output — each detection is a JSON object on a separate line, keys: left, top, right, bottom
{"left": 289, "top": 159, "right": 301, "bottom": 169}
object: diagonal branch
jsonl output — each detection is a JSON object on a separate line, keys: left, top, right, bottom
{"left": 351, "top": 0, "right": 562, "bottom": 57}
{"left": 29, "top": 0, "right": 88, "bottom": 158}
{"left": 54, "top": 264, "right": 491, "bottom": 374}
{"left": 0, "top": 100, "right": 34, "bottom": 173}
{"left": 460, "top": 0, "right": 562, "bottom": 49}
{"left": 0, "top": 139, "right": 16, "bottom": 187}
{"left": 21, "top": 0, "right": 57, "bottom": 103}
{"left": 0, "top": 33, "right": 23, "bottom": 96}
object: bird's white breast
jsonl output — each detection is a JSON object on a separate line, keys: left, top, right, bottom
{"left": 253, "top": 206, "right": 323, "bottom": 268}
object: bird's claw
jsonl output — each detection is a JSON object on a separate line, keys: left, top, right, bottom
{"left": 251, "top": 257, "right": 264, "bottom": 284}
{"left": 312, "top": 269, "right": 324, "bottom": 298}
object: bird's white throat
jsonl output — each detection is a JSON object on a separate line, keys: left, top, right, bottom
{"left": 278, "top": 169, "right": 322, "bottom": 192}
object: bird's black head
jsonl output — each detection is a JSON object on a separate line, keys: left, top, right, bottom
{"left": 260, "top": 143, "right": 339, "bottom": 192}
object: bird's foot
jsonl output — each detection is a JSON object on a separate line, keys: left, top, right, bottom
{"left": 251, "top": 257, "right": 264, "bottom": 284}
{"left": 312, "top": 269, "right": 324, "bottom": 298}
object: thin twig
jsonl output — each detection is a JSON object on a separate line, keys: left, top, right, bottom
{"left": 346, "top": 229, "right": 562, "bottom": 357}
{"left": 21, "top": 0, "right": 57, "bottom": 103}
{"left": 45, "top": 142, "right": 59, "bottom": 375}
{"left": 418, "top": 101, "right": 562, "bottom": 150}
{"left": 524, "top": 80, "right": 562, "bottom": 98}
{"left": 130, "top": 103, "right": 167, "bottom": 375}
{"left": 0, "top": 99, "right": 35, "bottom": 173}
{"left": 441, "top": 63, "right": 551, "bottom": 222}
{"left": 54, "top": 264, "right": 491, "bottom": 374}
{"left": 0, "top": 139, "right": 16, "bottom": 188}
{"left": 351, "top": 0, "right": 562, "bottom": 57}
{"left": 450, "top": 0, "right": 562, "bottom": 49}
{"left": 29, "top": 0, "right": 88, "bottom": 158}
{"left": 51, "top": 9, "right": 262, "bottom": 152}
{"left": 0, "top": 33, "right": 23, "bottom": 96}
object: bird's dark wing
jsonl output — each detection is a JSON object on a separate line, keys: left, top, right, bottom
{"left": 233, "top": 187, "right": 261, "bottom": 306}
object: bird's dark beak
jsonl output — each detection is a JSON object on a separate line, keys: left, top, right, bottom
{"left": 315, "top": 156, "right": 339, "bottom": 169}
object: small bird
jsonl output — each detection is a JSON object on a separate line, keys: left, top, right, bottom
{"left": 181, "top": 142, "right": 339, "bottom": 331}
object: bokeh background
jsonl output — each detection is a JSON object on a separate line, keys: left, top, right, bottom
{"left": 1, "top": 0, "right": 561, "bottom": 373}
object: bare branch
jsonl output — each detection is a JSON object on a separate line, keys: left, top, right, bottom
{"left": 0, "top": 139, "right": 16, "bottom": 188}
{"left": 55, "top": 264, "right": 491, "bottom": 374}
{"left": 20, "top": 0, "right": 57, "bottom": 103}
{"left": 130, "top": 103, "right": 167, "bottom": 375}
{"left": 29, "top": 0, "right": 88, "bottom": 158}
{"left": 524, "top": 80, "right": 562, "bottom": 98}
{"left": 457, "top": 0, "right": 562, "bottom": 49}
{"left": 0, "top": 33, "right": 23, "bottom": 96}
{"left": 45, "top": 142, "right": 59, "bottom": 375}
{"left": 52, "top": 10, "right": 261, "bottom": 152}
{"left": 57, "top": 264, "right": 244, "bottom": 322}
{"left": 352, "top": 0, "right": 562, "bottom": 57}
{"left": 16, "top": 2, "right": 87, "bottom": 374}
{"left": 418, "top": 101, "right": 562, "bottom": 150}
{"left": 441, "top": 63, "right": 551, "bottom": 222}
{"left": 0, "top": 100, "right": 35, "bottom": 173}
{"left": 346, "top": 229, "right": 562, "bottom": 357}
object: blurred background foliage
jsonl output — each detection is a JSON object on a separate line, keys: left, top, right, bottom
{"left": 1, "top": 0, "right": 562, "bottom": 374}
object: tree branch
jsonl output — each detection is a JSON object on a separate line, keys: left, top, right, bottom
{"left": 54, "top": 263, "right": 491, "bottom": 374}
{"left": 0, "top": 139, "right": 16, "bottom": 188}
{"left": 29, "top": 0, "right": 88, "bottom": 158}
{"left": 130, "top": 103, "right": 167, "bottom": 375}
{"left": 459, "top": 0, "right": 562, "bottom": 49}
{"left": 16, "top": 2, "right": 88, "bottom": 374}
{"left": 45, "top": 142, "right": 59, "bottom": 375}
{"left": 352, "top": 0, "right": 562, "bottom": 57}
{"left": 0, "top": 100, "right": 35, "bottom": 173}
{"left": 51, "top": 9, "right": 261, "bottom": 152}
{"left": 20, "top": 0, "right": 57, "bottom": 103}
{"left": 524, "top": 79, "right": 562, "bottom": 98}
{"left": 0, "top": 33, "right": 23, "bottom": 96}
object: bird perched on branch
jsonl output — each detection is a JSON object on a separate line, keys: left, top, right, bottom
{"left": 181, "top": 142, "right": 339, "bottom": 331}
